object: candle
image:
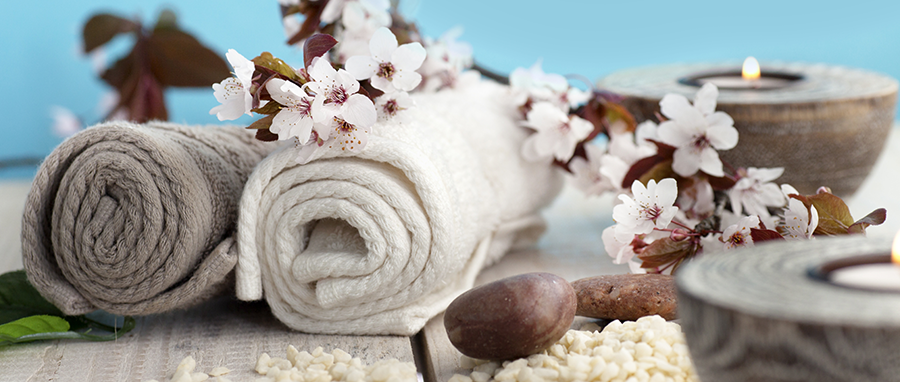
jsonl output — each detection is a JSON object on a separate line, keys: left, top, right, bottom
{"left": 679, "top": 57, "right": 803, "bottom": 90}
{"left": 810, "top": 232, "right": 900, "bottom": 292}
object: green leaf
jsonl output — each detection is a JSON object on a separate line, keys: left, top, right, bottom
{"left": 82, "top": 13, "right": 138, "bottom": 53}
{"left": 252, "top": 52, "right": 299, "bottom": 81}
{"left": 808, "top": 192, "right": 855, "bottom": 236}
{"left": 146, "top": 29, "right": 230, "bottom": 87}
{"left": 0, "top": 271, "right": 63, "bottom": 324}
{"left": 252, "top": 101, "right": 283, "bottom": 115}
{"left": 848, "top": 208, "right": 887, "bottom": 235}
{"left": 247, "top": 114, "right": 276, "bottom": 130}
{"left": 0, "top": 315, "right": 69, "bottom": 344}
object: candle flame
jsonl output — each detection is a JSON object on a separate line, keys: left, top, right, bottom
{"left": 742, "top": 57, "right": 761, "bottom": 80}
{"left": 893, "top": 231, "right": 900, "bottom": 265}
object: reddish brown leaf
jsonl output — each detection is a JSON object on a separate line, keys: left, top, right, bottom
{"left": 638, "top": 160, "right": 677, "bottom": 187}
{"left": 303, "top": 34, "right": 338, "bottom": 69}
{"left": 707, "top": 174, "right": 737, "bottom": 191}
{"left": 638, "top": 238, "right": 697, "bottom": 272}
{"left": 146, "top": 29, "right": 230, "bottom": 87}
{"left": 848, "top": 208, "right": 887, "bottom": 235}
{"left": 83, "top": 14, "right": 138, "bottom": 53}
{"left": 252, "top": 101, "right": 282, "bottom": 115}
{"left": 750, "top": 228, "right": 785, "bottom": 243}
{"left": 255, "top": 128, "right": 279, "bottom": 142}
{"left": 287, "top": 0, "right": 329, "bottom": 45}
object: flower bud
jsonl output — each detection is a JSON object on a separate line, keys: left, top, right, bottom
{"left": 670, "top": 229, "right": 689, "bottom": 241}
{"left": 816, "top": 186, "right": 832, "bottom": 194}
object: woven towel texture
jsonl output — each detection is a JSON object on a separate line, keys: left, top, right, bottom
{"left": 22, "top": 121, "right": 274, "bottom": 315}
{"left": 236, "top": 79, "right": 564, "bottom": 335}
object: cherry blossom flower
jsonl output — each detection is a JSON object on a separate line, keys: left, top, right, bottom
{"left": 510, "top": 60, "right": 568, "bottom": 106}
{"left": 321, "top": 0, "right": 390, "bottom": 25}
{"left": 656, "top": 83, "right": 738, "bottom": 177}
{"left": 781, "top": 197, "right": 819, "bottom": 239}
{"left": 569, "top": 143, "right": 616, "bottom": 196}
{"left": 266, "top": 78, "right": 326, "bottom": 141}
{"left": 676, "top": 179, "right": 715, "bottom": 223}
{"left": 305, "top": 58, "right": 376, "bottom": 131}
{"left": 612, "top": 179, "right": 679, "bottom": 240}
{"left": 344, "top": 27, "right": 426, "bottom": 93}
{"left": 602, "top": 226, "right": 647, "bottom": 274}
{"left": 50, "top": 106, "right": 83, "bottom": 137}
{"left": 419, "top": 28, "right": 474, "bottom": 92}
{"left": 375, "top": 91, "right": 414, "bottom": 122}
{"left": 520, "top": 102, "right": 593, "bottom": 162}
{"left": 722, "top": 215, "right": 760, "bottom": 250}
{"left": 509, "top": 60, "right": 590, "bottom": 112}
{"left": 728, "top": 167, "right": 785, "bottom": 218}
{"left": 210, "top": 49, "right": 255, "bottom": 121}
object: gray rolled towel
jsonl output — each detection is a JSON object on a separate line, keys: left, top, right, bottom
{"left": 22, "top": 121, "right": 274, "bottom": 316}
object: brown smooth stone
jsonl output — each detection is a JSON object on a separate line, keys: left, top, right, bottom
{"left": 572, "top": 274, "right": 677, "bottom": 321}
{"left": 443, "top": 273, "right": 576, "bottom": 360}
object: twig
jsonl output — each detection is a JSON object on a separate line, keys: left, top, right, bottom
{"left": 472, "top": 61, "right": 509, "bottom": 85}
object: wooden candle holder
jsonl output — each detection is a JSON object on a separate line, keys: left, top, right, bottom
{"left": 676, "top": 236, "right": 900, "bottom": 382}
{"left": 598, "top": 63, "right": 898, "bottom": 196}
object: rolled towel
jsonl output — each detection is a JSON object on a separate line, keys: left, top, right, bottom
{"left": 22, "top": 121, "right": 274, "bottom": 316}
{"left": 236, "top": 79, "right": 564, "bottom": 335}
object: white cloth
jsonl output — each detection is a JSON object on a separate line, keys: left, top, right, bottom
{"left": 235, "top": 79, "right": 564, "bottom": 335}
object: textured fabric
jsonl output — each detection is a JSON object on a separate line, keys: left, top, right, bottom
{"left": 236, "top": 80, "right": 564, "bottom": 335}
{"left": 22, "top": 121, "right": 274, "bottom": 316}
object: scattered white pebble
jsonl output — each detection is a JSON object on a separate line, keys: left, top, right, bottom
{"left": 251, "top": 346, "right": 417, "bottom": 382}
{"left": 451, "top": 315, "right": 699, "bottom": 382}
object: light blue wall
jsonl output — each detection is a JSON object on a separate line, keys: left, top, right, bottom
{"left": 3, "top": 1, "right": 899, "bottom": 178}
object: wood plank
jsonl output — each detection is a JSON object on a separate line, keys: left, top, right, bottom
{"left": 0, "top": 297, "right": 415, "bottom": 382}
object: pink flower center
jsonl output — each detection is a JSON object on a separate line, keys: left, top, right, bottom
{"left": 328, "top": 86, "right": 349, "bottom": 105}
{"left": 382, "top": 99, "right": 400, "bottom": 117}
{"left": 640, "top": 203, "right": 664, "bottom": 224}
{"left": 291, "top": 97, "right": 313, "bottom": 117}
{"left": 378, "top": 62, "right": 395, "bottom": 80}
{"left": 691, "top": 134, "right": 711, "bottom": 151}
{"left": 727, "top": 232, "right": 747, "bottom": 246}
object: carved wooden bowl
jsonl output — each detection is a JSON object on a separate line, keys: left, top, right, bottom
{"left": 598, "top": 63, "right": 897, "bottom": 196}
{"left": 676, "top": 236, "right": 900, "bottom": 382}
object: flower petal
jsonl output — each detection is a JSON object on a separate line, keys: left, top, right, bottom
{"left": 369, "top": 27, "right": 398, "bottom": 63}
{"left": 698, "top": 147, "right": 724, "bottom": 177}
{"left": 392, "top": 69, "right": 422, "bottom": 92}
{"left": 706, "top": 123, "right": 739, "bottom": 151}
{"left": 267, "top": 79, "right": 299, "bottom": 107}
{"left": 524, "top": 102, "right": 567, "bottom": 131}
{"left": 693, "top": 83, "right": 718, "bottom": 116}
{"left": 659, "top": 94, "right": 704, "bottom": 128}
{"left": 226, "top": 49, "right": 254, "bottom": 85}
{"left": 656, "top": 178, "right": 678, "bottom": 209}
{"left": 671, "top": 147, "right": 702, "bottom": 177}
{"left": 344, "top": 56, "right": 379, "bottom": 80}
{"left": 656, "top": 121, "right": 694, "bottom": 147}
{"left": 341, "top": 94, "right": 376, "bottom": 128}
{"left": 391, "top": 42, "right": 427, "bottom": 71}
{"left": 369, "top": 75, "right": 396, "bottom": 93}
{"left": 308, "top": 57, "right": 337, "bottom": 83}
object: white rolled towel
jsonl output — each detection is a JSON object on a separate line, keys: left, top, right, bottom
{"left": 235, "top": 79, "right": 564, "bottom": 335}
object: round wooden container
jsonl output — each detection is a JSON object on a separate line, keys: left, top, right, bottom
{"left": 598, "top": 63, "right": 898, "bottom": 196}
{"left": 676, "top": 236, "right": 900, "bottom": 382}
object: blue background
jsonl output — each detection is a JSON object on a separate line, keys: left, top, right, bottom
{"left": 2, "top": 0, "right": 899, "bottom": 178}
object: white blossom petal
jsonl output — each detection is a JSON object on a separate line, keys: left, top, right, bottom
{"left": 671, "top": 147, "right": 702, "bottom": 177}
{"left": 344, "top": 55, "right": 380, "bottom": 80}
{"left": 698, "top": 147, "right": 724, "bottom": 177}
{"left": 340, "top": 94, "right": 376, "bottom": 128}
{"left": 225, "top": 49, "right": 254, "bottom": 85}
{"left": 660, "top": 94, "right": 705, "bottom": 128}
{"left": 392, "top": 42, "right": 427, "bottom": 71}
{"left": 693, "top": 83, "right": 718, "bottom": 116}
{"left": 392, "top": 70, "right": 422, "bottom": 92}
{"left": 369, "top": 27, "right": 398, "bottom": 63}
{"left": 656, "top": 121, "right": 693, "bottom": 147}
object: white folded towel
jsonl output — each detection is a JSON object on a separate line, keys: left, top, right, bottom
{"left": 235, "top": 79, "right": 564, "bottom": 335}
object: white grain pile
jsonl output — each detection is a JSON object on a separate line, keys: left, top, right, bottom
{"left": 254, "top": 346, "right": 418, "bottom": 382}
{"left": 449, "top": 315, "right": 698, "bottom": 382}
{"left": 147, "top": 356, "right": 232, "bottom": 382}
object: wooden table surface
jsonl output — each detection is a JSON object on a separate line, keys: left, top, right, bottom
{"left": 1, "top": 126, "right": 897, "bottom": 382}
